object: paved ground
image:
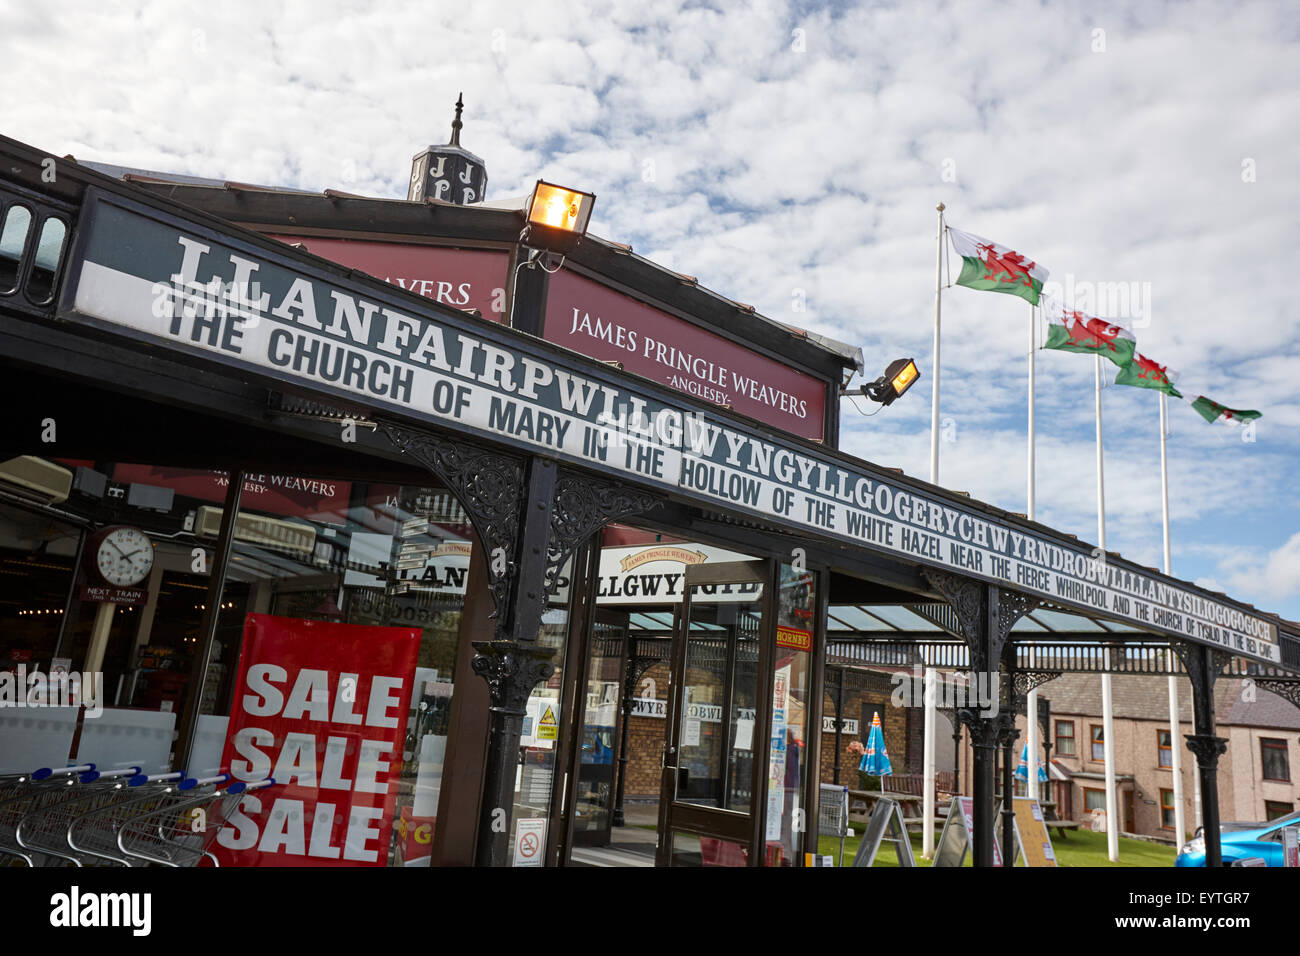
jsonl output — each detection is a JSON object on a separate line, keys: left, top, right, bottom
{"left": 569, "top": 801, "right": 659, "bottom": 867}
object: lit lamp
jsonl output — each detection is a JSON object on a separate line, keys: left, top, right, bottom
{"left": 521, "top": 180, "right": 596, "bottom": 255}
{"left": 847, "top": 357, "right": 921, "bottom": 406}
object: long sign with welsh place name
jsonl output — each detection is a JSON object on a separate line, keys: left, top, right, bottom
{"left": 57, "top": 189, "right": 1282, "bottom": 665}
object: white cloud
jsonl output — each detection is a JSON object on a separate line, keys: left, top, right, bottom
{"left": 3, "top": 0, "right": 1298, "bottom": 615}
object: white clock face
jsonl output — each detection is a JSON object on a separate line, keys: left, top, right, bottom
{"left": 96, "top": 527, "right": 154, "bottom": 587}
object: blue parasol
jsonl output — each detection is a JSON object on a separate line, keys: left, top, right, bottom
{"left": 859, "top": 711, "right": 893, "bottom": 779}
{"left": 1014, "top": 743, "right": 1048, "bottom": 782}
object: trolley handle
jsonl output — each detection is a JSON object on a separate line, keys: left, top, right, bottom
{"left": 31, "top": 764, "right": 95, "bottom": 781}
{"left": 227, "top": 778, "right": 275, "bottom": 795}
{"left": 79, "top": 766, "right": 143, "bottom": 783}
{"left": 179, "top": 773, "right": 230, "bottom": 791}
{"left": 128, "top": 771, "right": 185, "bottom": 787}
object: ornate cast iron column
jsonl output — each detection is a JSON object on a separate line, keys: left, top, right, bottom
{"left": 1172, "top": 642, "right": 1230, "bottom": 868}
{"left": 998, "top": 668, "right": 1060, "bottom": 865}
{"left": 923, "top": 569, "right": 1039, "bottom": 867}
{"left": 377, "top": 422, "right": 660, "bottom": 865}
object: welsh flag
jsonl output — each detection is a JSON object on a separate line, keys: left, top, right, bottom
{"left": 949, "top": 226, "right": 1049, "bottom": 305}
{"left": 1041, "top": 298, "right": 1136, "bottom": 367}
{"left": 1114, "top": 352, "right": 1181, "bottom": 397}
{"left": 1184, "top": 395, "right": 1261, "bottom": 425}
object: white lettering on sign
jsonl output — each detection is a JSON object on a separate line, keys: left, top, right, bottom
{"left": 822, "top": 716, "right": 859, "bottom": 735}
{"left": 65, "top": 199, "right": 1282, "bottom": 665}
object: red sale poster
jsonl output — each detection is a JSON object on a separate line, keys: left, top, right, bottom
{"left": 214, "top": 614, "right": 421, "bottom": 867}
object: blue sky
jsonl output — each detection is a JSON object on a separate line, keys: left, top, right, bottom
{"left": 3, "top": 0, "right": 1298, "bottom": 620}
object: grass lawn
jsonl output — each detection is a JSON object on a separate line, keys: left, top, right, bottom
{"left": 817, "top": 825, "right": 1177, "bottom": 868}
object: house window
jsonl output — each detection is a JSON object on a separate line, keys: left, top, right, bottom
{"left": 1157, "top": 730, "right": 1173, "bottom": 768}
{"left": 1055, "top": 720, "right": 1075, "bottom": 756}
{"left": 1084, "top": 788, "right": 1107, "bottom": 812}
{"left": 1265, "top": 801, "right": 1294, "bottom": 821}
{"left": 1090, "top": 724, "right": 1106, "bottom": 762}
{"left": 1261, "top": 738, "right": 1290, "bottom": 782}
{"left": 1160, "top": 789, "right": 1176, "bottom": 829}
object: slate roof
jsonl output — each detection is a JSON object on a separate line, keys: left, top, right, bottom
{"left": 1039, "top": 672, "right": 1300, "bottom": 730}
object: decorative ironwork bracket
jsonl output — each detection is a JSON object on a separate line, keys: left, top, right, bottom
{"left": 377, "top": 421, "right": 525, "bottom": 636}
{"left": 921, "top": 569, "right": 1040, "bottom": 676}
{"left": 1255, "top": 678, "right": 1300, "bottom": 711}
{"left": 1007, "top": 669, "right": 1063, "bottom": 715}
{"left": 531, "top": 469, "right": 662, "bottom": 630}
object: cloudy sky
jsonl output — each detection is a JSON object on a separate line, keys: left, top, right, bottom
{"left": 4, "top": 0, "right": 1298, "bottom": 619}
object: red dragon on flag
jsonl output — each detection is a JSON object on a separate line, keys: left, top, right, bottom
{"left": 1115, "top": 351, "right": 1181, "bottom": 396}
{"left": 974, "top": 241, "right": 1041, "bottom": 294}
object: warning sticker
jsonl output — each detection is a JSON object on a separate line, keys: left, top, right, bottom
{"left": 537, "top": 703, "right": 558, "bottom": 740}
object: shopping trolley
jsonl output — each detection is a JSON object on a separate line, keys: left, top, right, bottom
{"left": 15, "top": 766, "right": 143, "bottom": 866}
{"left": 66, "top": 771, "right": 195, "bottom": 866}
{"left": 118, "top": 777, "right": 275, "bottom": 867}
{"left": 0, "top": 765, "right": 95, "bottom": 866}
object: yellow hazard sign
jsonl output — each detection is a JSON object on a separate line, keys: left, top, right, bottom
{"left": 537, "top": 703, "right": 558, "bottom": 740}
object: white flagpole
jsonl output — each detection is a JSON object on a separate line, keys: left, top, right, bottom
{"left": 1028, "top": 302, "right": 1037, "bottom": 521}
{"left": 922, "top": 665, "right": 937, "bottom": 857}
{"left": 1096, "top": 353, "right": 1119, "bottom": 861}
{"left": 1026, "top": 310, "right": 1039, "bottom": 798}
{"left": 930, "top": 203, "right": 945, "bottom": 485}
{"left": 1161, "top": 390, "right": 1187, "bottom": 846}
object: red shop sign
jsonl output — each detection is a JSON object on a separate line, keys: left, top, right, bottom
{"left": 214, "top": 614, "right": 421, "bottom": 867}
{"left": 112, "top": 464, "right": 350, "bottom": 522}
{"left": 543, "top": 270, "right": 828, "bottom": 440}
{"left": 269, "top": 236, "right": 510, "bottom": 323}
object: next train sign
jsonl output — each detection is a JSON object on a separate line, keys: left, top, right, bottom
{"left": 59, "top": 190, "right": 1281, "bottom": 664}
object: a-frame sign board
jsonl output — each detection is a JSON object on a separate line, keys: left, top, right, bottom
{"left": 852, "top": 797, "right": 916, "bottom": 867}
{"left": 933, "top": 796, "right": 1017, "bottom": 867}
{"left": 1011, "top": 797, "right": 1057, "bottom": 867}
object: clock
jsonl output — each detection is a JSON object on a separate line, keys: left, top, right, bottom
{"left": 91, "top": 526, "right": 155, "bottom": 588}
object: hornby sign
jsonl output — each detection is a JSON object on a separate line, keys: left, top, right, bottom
{"left": 60, "top": 190, "right": 1281, "bottom": 664}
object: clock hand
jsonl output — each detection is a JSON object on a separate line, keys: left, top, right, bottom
{"left": 108, "top": 540, "right": 129, "bottom": 558}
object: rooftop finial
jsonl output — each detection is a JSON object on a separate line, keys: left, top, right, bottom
{"left": 450, "top": 92, "right": 464, "bottom": 147}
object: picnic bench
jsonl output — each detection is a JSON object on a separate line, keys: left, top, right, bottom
{"left": 1039, "top": 801, "right": 1081, "bottom": 839}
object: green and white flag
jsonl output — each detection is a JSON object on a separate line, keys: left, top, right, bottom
{"left": 1041, "top": 297, "right": 1137, "bottom": 367}
{"left": 948, "top": 226, "right": 1049, "bottom": 305}
{"left": 1114, "top": 352, "right": 1181, "bottom": 397}
{"left": 1184, "top": 395, "right": 1262, "bottom": 425}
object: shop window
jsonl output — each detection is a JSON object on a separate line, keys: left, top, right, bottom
{"left": 1159, "top": 789, "right": 1176, "bottom": 829}
{"left": 1157, "top": 729, "right": 1172, "bottom": 768}
{"left": 0, "top": 204, "right": 31, "bottom": 294}
{"left": 763, "top": 562, "right": 815, "bottom": 867}
{"left": 194, "top": 474, "right": 478, "bottom": 867}
{"left": 1265, "top": 800, "right": 1294, "bottom": 821}
{"left": 1055, "top": 719, "right": 1075, "bottom": 756}
{"left": 508, "top": 553, "right": 575, "bottom": 866}
{"left": 27, "top": 216, "right": 67, "bottom": 304}
{"left": 1090, "top": 724, "right": 1105, "bottom": 762}
{"left": 1261, "top": 738, "right": 1290, "bottom": 782}
{"left": 0, "top": 455, "right": 483, "bottom": 868}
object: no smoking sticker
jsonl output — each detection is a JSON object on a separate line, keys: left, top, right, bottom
{"left": 514, "top": 818, "right": 546, "bottom": 867}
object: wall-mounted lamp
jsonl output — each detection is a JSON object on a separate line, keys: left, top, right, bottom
{"left": 520, "top": 180, "right": 596, "bottom": 255}
{"left": 845, "top": 357, "right": 921, "bottom": 406}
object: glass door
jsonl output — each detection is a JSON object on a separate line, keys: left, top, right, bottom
{"left": 655, "top": 561, "right": 771, "bottom": 866}
{"left": 570, "top": 608, "right": 628, "bottom": 848}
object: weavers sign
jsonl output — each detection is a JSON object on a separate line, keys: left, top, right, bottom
{"left": 214, "top": 614, "right": 420, "bottom": 866}
{"left": 60, "top": 191, "right": 1280, "bottom": 664}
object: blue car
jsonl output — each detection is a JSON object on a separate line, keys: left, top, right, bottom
{"left": 1176, "top": 809, "right": 1300, "bottom": 866}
